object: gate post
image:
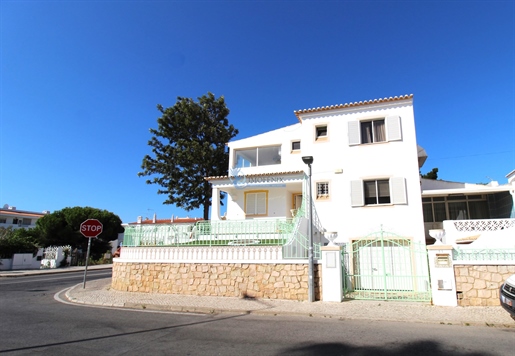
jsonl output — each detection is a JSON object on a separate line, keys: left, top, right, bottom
{"left": 321, "top": 246, "right": 343, "bottom": 302}
{"left": 427, "top": 245, "right": 457, "bottom": 306}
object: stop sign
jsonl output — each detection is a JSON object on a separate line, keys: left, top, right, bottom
{"left": 80, "top": 219, "right": 103, "bottom": 238}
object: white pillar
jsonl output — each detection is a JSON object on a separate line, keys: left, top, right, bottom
{"left": 427, "top": 245, "right": 458, "bottom": 306}
{"left": 211, "top": 187, "right": 220, "bottom": 221}
{"left": 321, "top": 246, "right": 343, "bottom": 302}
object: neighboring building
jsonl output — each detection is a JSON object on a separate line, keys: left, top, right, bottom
{"left": 208, "top": 94, "right": 428, "bottom": 245}
{"left": 0, "top": 206, "right": 48, "bottom": 230}
{"left": 127, "top": 214, "right": 204, "bottom": 226}
{"left": 421, "top": 172, "right": 515, "bottom": 244}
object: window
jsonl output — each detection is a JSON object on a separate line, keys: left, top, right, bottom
{"left": 361, "top": 119, "right": 385, "bottom": 144}
{"left": 291, "top": 141, "right": 301, "bottom": 152}
{"left": 348, "top": 115, "right": 402, "bottom": 146}
{"left": 22, "top": 218, "right": 31, "bottom": 226}
{"left": 364, "top": 179, "right": 390, "bottom": 205}
{"left": 12, "top": 218, "right": 19, "bottom": 224}
{"left": 245, "top": 191, "right": 267, "bottom": 216}
{"left": 422, "top": 195, "right": 490, "bottom": 223}
{"left": 315, "top": 125, "right": 328, "bottom": 141}
{"left": 0, "top": 218, "right": 6, "bottom": 224}
{"left": 234, "top": 146, "right": 281, "bottom": 168}
{"left": 316, "top": 182, "right": 329, "bottom": 199}
{"left": 351, "top": 177, "right": 407, "bottom": 207}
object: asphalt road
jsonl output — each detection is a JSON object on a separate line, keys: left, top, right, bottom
{"left": 1, "top": 271, "right": 514, "bottom": 356}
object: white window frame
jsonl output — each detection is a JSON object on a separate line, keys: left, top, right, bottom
{"left": 234, "top": 145, "right": 282, "bottom": 168}
{"left": 351, "top": 177, "right": 407, "bottom": 207}
{"left": 244, "top": 190, "right": 268, "bottom": 216}
{"left": 348, "top": 115, "right": 402, "bottom": 146}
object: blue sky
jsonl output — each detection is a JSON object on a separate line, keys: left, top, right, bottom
{"left": 1, "top": 0, "right": 514, "bottom": 223}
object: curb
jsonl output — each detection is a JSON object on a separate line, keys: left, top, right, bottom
{"left": 60, "top": 279, "right": 515, "bottom": 329}
{"left": 0, "top": 265, "right": 112, "bottom": 278}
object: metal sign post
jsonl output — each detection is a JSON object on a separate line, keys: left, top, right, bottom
{"left": 80, "top": 219, "right": 103, "bottom": 289}
{"left": 83, "top": 237, "right": 92, "bottom": 289}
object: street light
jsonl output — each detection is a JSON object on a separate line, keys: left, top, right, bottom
{"left": 302, "top": 156, "right": 315, "bottom": 302}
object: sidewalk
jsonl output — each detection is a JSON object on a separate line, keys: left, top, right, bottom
{"left": 3, "top": 266, "right": 514, "bottom": 328}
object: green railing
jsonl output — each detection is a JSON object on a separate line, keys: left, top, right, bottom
{"left": 122, "top": 175, "right": 323, "bottom": 259}
{"left": 123, "top": 224, "right": 196, "bottom": 246}
{"left": 453, "top": 248, "right": 515, "bottom": 261}
{"left": 123, "top": 218, "right": 296, "bottom": 247}
{"left": 193, "top": 218, "right": 295, "bottom": 246}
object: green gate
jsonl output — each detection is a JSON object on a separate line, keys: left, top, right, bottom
{"left": 342, "top": 228, "right": 431, "bottom": 302}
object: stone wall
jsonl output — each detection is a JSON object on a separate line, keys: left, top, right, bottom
{"left": 454, "top": 265, "right": 515, "bottom": 306}
{"left": 112, "top": 262, "right": 321, "bottom": 301}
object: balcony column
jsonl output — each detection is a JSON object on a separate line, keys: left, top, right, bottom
{"left": 211, "top": 187, "right": 221, "bottom": 221}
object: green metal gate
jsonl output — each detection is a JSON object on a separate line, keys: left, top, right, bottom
{"left": 342, "top": 228, "right": 431, "bottom": 302}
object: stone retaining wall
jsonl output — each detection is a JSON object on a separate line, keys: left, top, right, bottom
{"left": 454, "top": 265, "right": 515, "bottom": 306}
{"left": 112, "top": 262, "right": 321, "bottom": 301}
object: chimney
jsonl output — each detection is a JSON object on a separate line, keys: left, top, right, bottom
{"left": 137, "top": 216, "right": 142, "bottom": 224}
{"left": 153, "top": 213, "right": 156, "bottom": 223}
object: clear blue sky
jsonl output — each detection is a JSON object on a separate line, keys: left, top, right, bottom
{"left": 1, "top": 1, "right": 514, "bottom": 223}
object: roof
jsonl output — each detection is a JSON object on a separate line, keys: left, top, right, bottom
{"left": 128, "top": 217, "right": 204, "bottom": 225}
{"left": 293, "top": 94, "right": 414, "bottom": 121}
{"left": 421, "top": 178, "right": 513, "bottom": 196}
{"left": 0, "top": 208, "right": 47, "bottom": 218}
{"left": 205, "top": 170, "right": 304, "bottom": 181}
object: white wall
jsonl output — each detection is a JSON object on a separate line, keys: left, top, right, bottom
{"left": 223, "top": 97, "right": 425, "bottom": 243}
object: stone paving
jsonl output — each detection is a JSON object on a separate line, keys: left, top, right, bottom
{"left": 2, "top": 265, "right": 514, "bottom": 328}
{"left": 67, "top": 277, "right": 515, "bottom": 329}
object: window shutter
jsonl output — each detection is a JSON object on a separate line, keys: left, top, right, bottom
{"left": 256, "top": 193, "right": 267, "bottom": 214}
{"left": 390, "top": 177, "right": 407, "bottom": 204}
{"left": 386, "top": 115, "right": 402, "bottom": 141}
{"left": 350, "top": 180, "right": 364, "bottom": 207}
{"left": 246, "top": 193, "right": 257, "bottom": 215}
{"left": 348, "top": 121, "right": 361, "bottom": 146}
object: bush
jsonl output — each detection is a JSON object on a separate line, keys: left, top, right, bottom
{"left": 0, "top": 227, "right": 39, "bottom": 258}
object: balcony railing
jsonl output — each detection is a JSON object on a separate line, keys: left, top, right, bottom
{"left": 123, "top": 218, "right": 295, "bottom": 247}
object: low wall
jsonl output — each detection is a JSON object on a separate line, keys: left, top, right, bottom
{"left": 112, "top": 261, "right": 321, "bottom": 301}
{"left": 454, "top": 265, "right": 515, "bottom": 306}
{"left": 0, "top": 259, "right": 13, "bottom": 270}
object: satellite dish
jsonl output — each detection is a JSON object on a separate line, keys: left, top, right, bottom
{"left": 2, "top": 204, "right": 8, "bottom": 209}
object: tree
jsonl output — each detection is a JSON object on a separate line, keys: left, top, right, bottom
{"left": 422, "top": 168, "right": 438, "bottom": 180}
{"left": 139, "top": 92, "right": 239, "bottom": 220}
{"left": 0, "top": 227, "right": 40, "bottom": 258}
{"left": 35, "top": 207, "right": 124, "bottom": 260}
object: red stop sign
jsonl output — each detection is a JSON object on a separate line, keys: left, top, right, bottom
{"left": 80, "top": 219, "right": 103, "bottom": 238}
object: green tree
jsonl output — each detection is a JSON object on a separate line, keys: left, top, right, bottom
{"left": 0, "top": 227, "right": 40, "bottom": 258}
{"left": 422, "top": 168, "right": 438, "bottom": 180}
{"left": 35, "top": 207, "right": 124, "bottom": 260}
{"left": 139, "top": 92, "right": 239, "bottom": 220}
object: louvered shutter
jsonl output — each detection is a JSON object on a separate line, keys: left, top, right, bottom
{"left": 246, "top": 193, "right": 256, "bottom": 215}
{"left": 348, "top": 121, "right": 361, "bottom": 146}
{"left": 256, "top": 193, "right": 267, "bottom": 214}
{"left": 390, "top": 177, "right": 407, "bottom": 204}
{"left": 386, "top": 115, "right": 402, "bottom": 141}
{"left": 350, "top": 180, "right": 364, "bottom": 207}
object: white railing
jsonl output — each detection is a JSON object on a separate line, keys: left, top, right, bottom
{"left": 450, "top": 218, "right": 515, "bottom": 232}
{"left": 442, "top": 218, "right": 515, "bottom": 245}
{"left": 118, "top": 245, "right": 302, "bottom": 263}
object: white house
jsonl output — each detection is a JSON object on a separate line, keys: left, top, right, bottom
{"left": 208, "top": 94, "right": 428, "bottom": 245}
{"left": 0, "top": 206, "right": 48, "bottom": 230}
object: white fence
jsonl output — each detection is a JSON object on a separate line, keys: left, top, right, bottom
{"left": 118, "top": 245, "right": 308, "bottom": 264}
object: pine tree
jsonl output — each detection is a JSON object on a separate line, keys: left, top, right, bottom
{"left": 139, "top": 92, "right": 239, "bottom": 219}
